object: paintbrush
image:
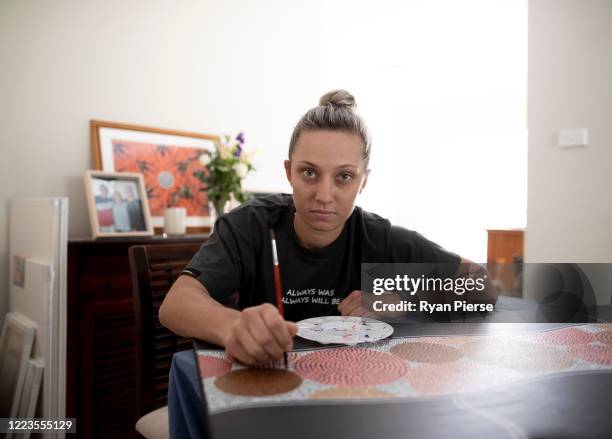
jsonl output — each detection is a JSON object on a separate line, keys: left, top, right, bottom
{"left": 270, "top": 228, "right": 289, "bottom": 369}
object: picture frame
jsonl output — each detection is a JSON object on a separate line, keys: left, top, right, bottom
{"left": 0, "top": 312, "right": 36, "bottom": 419}
{"left": 17, "top": 359, "right": 44, "bottom": 417}
{"left": 84, "top": 170, "right": 154, "bottom": 238}
{"left": 10, "top": 359, "right": 44, "bottom": 439}
{"left": 91, "top": 120, "right": 218, "bottom": 231}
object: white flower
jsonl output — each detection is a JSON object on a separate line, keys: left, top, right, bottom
{"left": 219, "top": 145, "right": 232, "bottom": 160}
{"left": 198, "top": 154, "right": 211, "bottom": 166}
{"left": 240, "top": 148, "right": 258, "bottom": 164}
{"left": 233, "top": 162, "right": 249, "bottom": 178}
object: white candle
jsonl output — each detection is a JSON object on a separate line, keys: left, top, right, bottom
{"left": 164, "top": 207, "right": 187, "bottom": 235}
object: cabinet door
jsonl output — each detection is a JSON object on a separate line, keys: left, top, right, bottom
{"left": 80, "top": 298, "right": 138, "bottom": 438}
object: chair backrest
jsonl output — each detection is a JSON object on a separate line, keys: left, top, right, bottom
{"left": 129, "top": 242, "right": 203, "bottom": 417}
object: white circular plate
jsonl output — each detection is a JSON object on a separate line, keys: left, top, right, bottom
{"left": 296, "top": 316, "right": 394, "bottom": 345}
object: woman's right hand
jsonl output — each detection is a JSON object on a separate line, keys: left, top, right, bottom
{"left": 223, "top": 303, "right": 297, "bottom": 365}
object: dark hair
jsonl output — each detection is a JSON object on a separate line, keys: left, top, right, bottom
{"left": 288, "top": 89, "right": 372, "bottom": 166}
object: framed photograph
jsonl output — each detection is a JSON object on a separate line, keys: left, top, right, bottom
{"left": 91, "top": 120, "right": 218, "bottom": 230}
{"left": 0, "top": 312, "right": 36, "bottom": 419}
{"left": 84, "top": 170, "right": 154, "bottom": 238}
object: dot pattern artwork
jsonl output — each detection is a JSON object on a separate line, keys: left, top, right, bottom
{"left": 198, "top": 355, "right": 232, "bottom": 378}
{"left": 196, "top": 324, "right": 612, "bottom": 414}
{"left": 594, "top": 329, "right": 612, "bottom": 346}
{"left": 215, "top": 369, "right": 303, "bottom": 396}
{"left": 390, "top": 342, "right": 463, "bottom": 363}
{"left": 309, "top": 387, "right": 394, "bottom": 399}
{"left": 293, "top": 348, "right": 408, "bottom": 386}
{"left": 460, "top": 339, "right": 575, "bottom": 371}
{"left": 565, "top": 344, "right": 612, "bottom": 366}
{"left": 404, "top": 361, "right": 522, "bottom": 396}
{"left": 528, "top": 327, "right": 594, "bottom": 345}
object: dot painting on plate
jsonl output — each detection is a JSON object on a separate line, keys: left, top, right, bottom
{"left": 296, "top": 316, "right": 394, "bottom": 345}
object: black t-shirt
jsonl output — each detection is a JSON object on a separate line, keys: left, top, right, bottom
{"left": 183, "top": 194, "right": 461, "bottom": 321}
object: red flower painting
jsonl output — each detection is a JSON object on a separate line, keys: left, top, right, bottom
{"left": 112, "top": 139, "right": 210, "bottom": 217}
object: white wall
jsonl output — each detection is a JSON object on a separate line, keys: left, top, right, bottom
{"left": 527, "top": 0, "right": 612, "bottom": 265}
{"left": 527, "top": 0, "right": 612, "bottom": 305}
{"left": 318, "top": 0, "right": 527, "bottom": 263}
{"left": 0, "top": 0, "right": 324, "bottom": 322}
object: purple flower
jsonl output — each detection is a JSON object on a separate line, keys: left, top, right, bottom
{"left": 234, "top": 144, "right": 242, "bottom": 157}
{"left": 236, "top": 132, "right": 245, "bottom": 144}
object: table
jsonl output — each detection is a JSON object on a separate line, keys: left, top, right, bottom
{"left": 169, "top": 322, "right": 612, "bottom": 439}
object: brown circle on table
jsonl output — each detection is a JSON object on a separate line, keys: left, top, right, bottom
{"left": 390, "top": 342, "right": 463, "bottom": 363}
{"left": 293, "top": 348, "right": 408, "bottom": 386}
{"left": 461, "top": 339, "right": 574, "bottom": 371}
{"left": 310, "top": 387, "right": 394, "bottom": 399}
{"left": 214, "top": 368, "right": 302, "bottom": 396}
{"left": 198, "top": 355, "right": 232, "bottom": 378}
{"left": 594, "top": 329, "right": 612, "bottom": 346}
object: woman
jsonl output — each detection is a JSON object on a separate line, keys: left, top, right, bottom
{"left": 95, "top": 184, "right": 115, "bottom": 232}
{"left": 160, "top": 90, "right": 469, "bottom": 365}
{"left": 111, "top": 190, "right": 132, "bottom": 232}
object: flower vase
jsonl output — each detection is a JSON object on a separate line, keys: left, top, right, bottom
{"left": 209, "top": 199, "right": 229, "bottom": 223}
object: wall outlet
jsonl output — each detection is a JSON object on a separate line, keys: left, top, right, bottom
{"left": 558, "top": 129, "right": 588, "bottom": 148}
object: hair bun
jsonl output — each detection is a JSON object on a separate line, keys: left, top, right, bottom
{"left": 319, "top": 89, "right": 356, "bottom": 110}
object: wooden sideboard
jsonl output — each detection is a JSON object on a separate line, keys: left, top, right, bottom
{"left": 67, "top": 235, "right": 208, "bottom": 438}
{"left": 487, "top": 229, "right": 524, "bottom": 295}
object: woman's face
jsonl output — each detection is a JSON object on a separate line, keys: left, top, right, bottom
{"left": 285, "top": 129, "right": 368, "bottom": 236}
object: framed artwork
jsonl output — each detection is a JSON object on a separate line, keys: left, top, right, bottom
{"left": 7, "top": 358, "right": 44, "bottom": 439}
{"left": 91, "top": 120, "right": 218, "bottom": 230}
{"left": 0, "top": 312, "right": 36, "bottom": 419}
{"left": 84, "top": 170, "right": 154, "bottom": 238}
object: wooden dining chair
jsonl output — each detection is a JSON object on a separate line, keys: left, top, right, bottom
{"left": 129, "top": 242, "right": 203, "bottom": 439}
